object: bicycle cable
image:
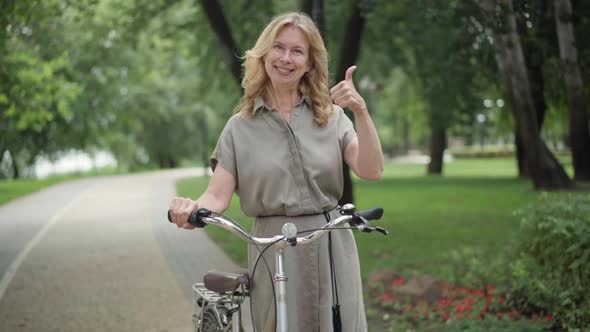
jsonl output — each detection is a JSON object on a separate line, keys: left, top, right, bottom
{"left": 208, "top": 211, "right": 278, "bottom": 332}
{"left": 296, "top": 227, "right": 357, "bottom": 235}
{"left": 205, "top": 213, "right": 355, "bottom": 332}
{"left": 247, "top": 226, "right": 356, "bottom": 331}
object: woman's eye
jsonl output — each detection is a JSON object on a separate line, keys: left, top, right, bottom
{"left": 295, "top": 49, "right": 303, "bottom": 54}
{"left": 274, "top": 44, "right": 283, "bottom": 50}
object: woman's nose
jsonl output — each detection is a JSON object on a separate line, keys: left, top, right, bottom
{"left": 279, "top": 50, "right": 292, "bottom": 62}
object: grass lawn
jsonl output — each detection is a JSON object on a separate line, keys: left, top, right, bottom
{"left": 0, "top": 176, "right": 74, "bottom": 205}
{"left": 175, "top": 157, "right": 545, "bottom": 281}
{"left": 0, "top": 167, "right": 127, "bottom": 206}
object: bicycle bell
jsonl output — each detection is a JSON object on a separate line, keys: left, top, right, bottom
{"left": 282, "top": 222, "right": 298, "bottom": 245}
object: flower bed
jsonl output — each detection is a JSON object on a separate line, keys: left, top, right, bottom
{"left": 368, "top": 271, "right": 553, "bottom": 331}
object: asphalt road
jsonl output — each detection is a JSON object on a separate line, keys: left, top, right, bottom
{"left": 0, "top": 169, "right": 244, "bottom": 332}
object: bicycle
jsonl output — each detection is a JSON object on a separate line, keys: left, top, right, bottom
{"left": 168, "top": 203, "right": 387, "bottom": 332}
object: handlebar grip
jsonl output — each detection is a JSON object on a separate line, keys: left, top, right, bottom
{"left": 167, "top": 209, "right": 209, "bottom": 228}
{"left": 188, "top": 208, "right": 211, "bottom": 228}
{"left": 357, "top": 207, "right": 383, "bottom": 221}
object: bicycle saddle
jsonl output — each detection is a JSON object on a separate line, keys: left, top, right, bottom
{"left": 204, "top": 270, "right": 250, "bottom": 293}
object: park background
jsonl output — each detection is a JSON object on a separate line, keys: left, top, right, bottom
{"left": 1, "top": 0, "right": 590, "bottom": 331}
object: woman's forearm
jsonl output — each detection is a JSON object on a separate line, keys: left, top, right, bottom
{"left": 354, "top": 107, "right": 384, "bottom": 180}
{"left": 196, "top": 191, "right": 231, "bottom": 215}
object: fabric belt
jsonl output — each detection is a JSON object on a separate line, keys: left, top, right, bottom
{"left": 256, "top": 205, "right": 339, "bottom": 219}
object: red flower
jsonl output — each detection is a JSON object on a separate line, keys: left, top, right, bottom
{"left": 392, "top": 277, "right": 405, "bottom": 286}
{"left": 545, "top": 315, "right": 553, "bottom": 322}
{"left": 456, "top": 304, "right": 464, "bottom": 314}
{"left": 487, "top": 284, "right": 494, "bottom": 293}
{"left": 379, "top": 293, "right": 393, "bottom": 303}
{"left": 498, "top": 297, "right": 505, "bottom": 305}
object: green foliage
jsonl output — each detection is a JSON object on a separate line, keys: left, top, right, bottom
{"left": 1, "top": 0, "right": 588, "bottom": 183}
{"left": 506, "top": 193, "right": 590, "bottom": 330}
{"left": 3, "top": 52, "right": 79, "bottom": 132}
{"left": 438, "top": 193, "right": 590, "bottom": 330}
{"left": 443, "top": 247, "right": 509, "bottom": 291}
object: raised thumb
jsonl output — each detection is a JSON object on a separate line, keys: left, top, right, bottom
{"left": 345, "top": 65, "right": 357, "bottom": 82}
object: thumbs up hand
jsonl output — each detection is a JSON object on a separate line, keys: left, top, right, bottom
{"left": 330, "top": 65, "right": 367, "bottom": 114}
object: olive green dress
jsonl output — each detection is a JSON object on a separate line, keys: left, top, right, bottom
{"left": 211, "top": 96, "right": 367, "bottom": 332}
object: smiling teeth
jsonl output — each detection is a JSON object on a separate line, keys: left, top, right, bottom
{"left": 277, "top": 67, "right": 292, "bottom": 73}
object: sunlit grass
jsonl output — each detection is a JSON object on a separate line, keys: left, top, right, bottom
{"left": 0, "top": 176, "right": 72, "bottom": 205}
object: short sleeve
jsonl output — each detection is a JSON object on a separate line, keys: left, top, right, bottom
{"left": 210, "top": 117, "right": 237, "bottom": 178}
{"left": 336, "top": 106, "right": 357, "bottom": 155}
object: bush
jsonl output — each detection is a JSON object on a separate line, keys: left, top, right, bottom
{"left": 508, "top": 193, "right": 590, "bottom": 330}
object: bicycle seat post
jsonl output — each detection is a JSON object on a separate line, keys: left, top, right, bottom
{"left": 273, "top": 222, "right": 297, "bottom": 332}
{"left": 274, "top": 244, "right": 288, "bottom": 332}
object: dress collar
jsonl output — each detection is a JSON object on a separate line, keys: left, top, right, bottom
{"left": 252, "top": 94, "right": 310, "bottom": 114}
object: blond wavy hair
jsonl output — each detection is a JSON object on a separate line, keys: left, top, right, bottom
{"left": 233, "top": 12, "right": 333, "bottom": 126}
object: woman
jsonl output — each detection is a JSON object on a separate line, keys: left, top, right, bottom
{"left": 169, "top": 12, "right": 383, "bottom": 331}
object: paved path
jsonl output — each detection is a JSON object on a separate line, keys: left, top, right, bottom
{"left": 0, "top": 169, "right": 243, "bottom": 332}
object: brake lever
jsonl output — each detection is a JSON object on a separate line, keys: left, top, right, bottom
{"left": 375, "top": 226, "right": 389, "bottom": 235}
{"left": 351, "top": 216, "right": 389, "bottom": 236}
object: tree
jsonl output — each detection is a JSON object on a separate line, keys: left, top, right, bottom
{"left": 0, "top": 1, "right": 81, "bottom": 178}
{"left": 554, "top": 0, "right": 590, "bottom": 181}
{"left": 512, "top": 0, "right": 554, "bottom": 178}
{"left": 364, "top": 1, "right": 486, "bottom": 175}
{"left": 480, "top": 0, "right": 573, "bottom": 190}
{"left": 199, "top": 0, "right": 242, "bottom": 88}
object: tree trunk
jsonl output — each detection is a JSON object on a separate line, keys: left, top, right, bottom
{"left": 7, "top": 150, "right": 20, "bottom": 179}
{"left": 485, "top": 0, "right": 572, "bottom": 190}
{"left": 334, "top": 0, "right": 365, "bottom": 85}
{"left": 515, "top": 0, "right": 551, "bottom": 178}
{"left": 492, "top": 21, "right": 525, "bottom": 178}
{"left": 302, "top": 0, "right": 325, "bottom": 36}
{"left": 516, "top": 55, "right": 547, "bottom": 178}
{"left": 199, "top": 0, "right": 243, "bottom": 88}
{"left": 336, "top": 0, "right": 365, "bottom": 206}
{"left": 554, "top": 0, "right": 590, "bottom": 181}
{"left": 427, "top": 123, "right": 446, "bottom": 174}
{"left": 515, "top": 132, "right": 529, "bottom": 177}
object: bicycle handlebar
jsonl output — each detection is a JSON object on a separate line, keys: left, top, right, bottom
{"left": 167, "top": 204, "right": 387, "bottom": 247}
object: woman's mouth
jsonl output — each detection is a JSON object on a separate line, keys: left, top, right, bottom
{"left": 274, "top": 65, "right": 294, "bottom": 75}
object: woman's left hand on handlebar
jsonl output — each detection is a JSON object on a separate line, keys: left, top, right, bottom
{"left": 169, "top": 197, "right": 198, "bottom": 229}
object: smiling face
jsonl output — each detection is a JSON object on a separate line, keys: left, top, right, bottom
{"left": 264, "top": 26, "right": 310, "bottom": 90}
